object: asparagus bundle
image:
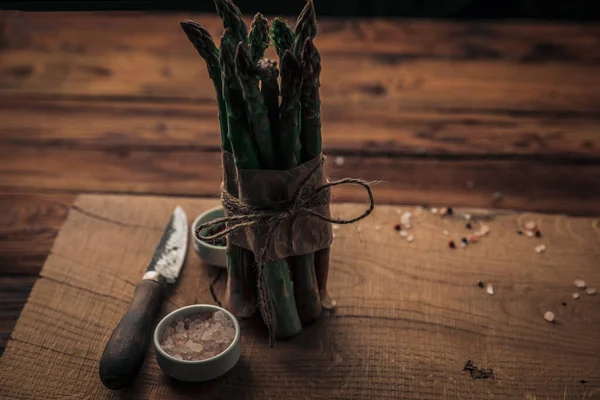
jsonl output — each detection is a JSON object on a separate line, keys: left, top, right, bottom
{"left": 184, "top": 0, "right": 330, "bottom": 339}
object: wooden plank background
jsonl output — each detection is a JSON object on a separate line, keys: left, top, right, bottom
{"left": 1, "top": 11, "right": 600, "bottom": 357}
{"left": 0, "top": 194, "right": 599, "bottom": 399}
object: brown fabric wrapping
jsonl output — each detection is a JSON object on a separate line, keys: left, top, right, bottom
{"left": 221, "top": 150, "right": 333, "bottom": 260}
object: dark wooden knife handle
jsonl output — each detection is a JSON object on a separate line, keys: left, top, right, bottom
{"left": 99, "top": 279, "right": 164, "bottom": 390}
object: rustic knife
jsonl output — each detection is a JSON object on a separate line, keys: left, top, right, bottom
{"left": 99, "top": 206, "right": 188, "bottom": 390}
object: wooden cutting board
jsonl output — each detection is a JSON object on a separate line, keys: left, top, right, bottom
{"left": 1, "top": 194, "right": 599, "bottom": 399}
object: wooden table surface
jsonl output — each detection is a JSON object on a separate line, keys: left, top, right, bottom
{"left": 1, "top": 195, "right": 598, "bottom": 399}
{"left": 0, "top": 9, "right": 599, "bottom": 364}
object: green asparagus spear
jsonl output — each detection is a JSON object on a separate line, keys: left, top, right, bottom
{"left": 220, "top": 28, "right": 260, "bottom": 169}
{"left": 292, "top": 0, "right": 317, "bottom": 58}
{"left": 291, "top": 5, "right": 323, "bottom": 324}
{"left": 249, "top": 13, "right": 270, "bottom": 65}
{"left": 289, "top": 253, "right": 321, "bottom": 324}
{"left": 271, "top": 17, "right": 294, "bottom": 60}
{"left": 235, "top": 42, "right": 275, "bottom": 169}
{"left": 225, "top": 244, "right": 258, "bottom": 318}
{"left": 299, "top": 38, "right": 322, "bottom": 161}
{"left": 281, "top": 45, "right": 322, "bottom": 324}
{"left": 279, "top": 50, "right": 303, "bottom": 169}
{"left": 224, "top": 22, "right": 301, "bottom": 338}
{"left": 264, "top": 259, "right": 302, "bottom": 338}
{"left": 235, "top": 42, "right": 302, "bottom": 336}
{"left": 213, "top": 0, "right": 248, "bottom": 45}
{"left": 256, "top": 59, "right": 282, "bottom": 167}
{"left": 214, "top": 3, "right": 257, "bottom": 318}
{"left": 219, "top": 28, "right": 259, "bottom": 318}
{"left": 180, "top": 21, "right": 231, "bottom": 153}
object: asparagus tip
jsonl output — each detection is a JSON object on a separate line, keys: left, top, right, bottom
{"left": 272, "top": 19, "right": 295, "bottom": 60}
{"left": 180, "top": 20, "right": 203, "bottom": 35}
{"left": 180, "top": 20, "right": 221, "bottom": 64}
{"left": 213, "top": 0, "right": 242, "bottom": 18}
{"left": 295, "top": 0, "right": 317, "bottom": 34}
{"left": 250, "top": 12, "right": 269, "bottom": 34}
{"left": 249, "top": 12, "right": 270, "bottom": 63}
{"left": 214, "top": 0, "right": 248, "bottom": 43}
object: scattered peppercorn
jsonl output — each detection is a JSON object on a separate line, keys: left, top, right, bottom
{"left": 466, "top": 223, "right": 472, "bottom": 229}
{"left": 517, "top": 230, "right": 523, "bottom": 235}
{"left": 580, "top": 380, "right": 587, "bottom": 384}
{"left": 394, "top": 224, "right": 402, "bottom": 231}
{"left": 477, "top": 281, "right": 485, "bottom": 288}
{"left": 449, "top": 241, "right": 456, "bottom": 249}
{"left": 561, "top": 301, "right": 567, "bottom": 306}
{"left": 447, "top": 207, "right": 453, "bottom": 215}
{"left": 461, "top": 237, "right": 468, "bottom": 245}
{"left": 535, "top": 230, "right": 542, "bottom": 237}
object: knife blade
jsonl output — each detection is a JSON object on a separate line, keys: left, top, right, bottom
{"left": 99, "top": 206, "right": 188, "bottom": 390}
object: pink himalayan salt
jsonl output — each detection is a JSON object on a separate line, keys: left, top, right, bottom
{"left": 160, "top": 311, "right": 236, "bottom": 361}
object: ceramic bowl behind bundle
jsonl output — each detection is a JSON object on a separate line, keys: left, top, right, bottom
{"left": 192, "top": 207, "right": 227, "bottom": 268}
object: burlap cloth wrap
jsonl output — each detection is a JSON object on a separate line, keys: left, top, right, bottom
{"left": 221, "top": 150, "right": 333, "bottom": 259}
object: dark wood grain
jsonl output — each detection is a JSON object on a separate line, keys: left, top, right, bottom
{"left": 2, "top": 145, "right": 600, "bottom": 215}
{"left": 0, "top": 191, "right": 73, "bottom": 275}
{"left": 0, "top": 191, "right": 73, "bottom": 355}
{"left": 1, "top": 13, "right": 600, "bottom": 114}
{"left": 2, "top": 12, "right": 600, "bottom": 63}
{"left": 2, "top": 46, "right": 599, "bottom": 114}
{"left": 1, "top": 96, "right": 598, "bottom": 158}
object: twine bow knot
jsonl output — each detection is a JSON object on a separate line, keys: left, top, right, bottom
{"left": 195, "top": 156, "right": 374, "bottom": 263}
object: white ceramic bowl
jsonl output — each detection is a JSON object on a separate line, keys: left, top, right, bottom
{"left": 154, "top": 304, "right": 241, "bottom": 382}
{"left": 192, "top": 207, "right": 227, "bottom": 268}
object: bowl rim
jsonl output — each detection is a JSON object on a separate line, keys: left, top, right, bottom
{"left": 154, "top": 304, "right": 240, "bottom": 364}
{"left": 192, "top": 206, "right": 227, "bottom": 251}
